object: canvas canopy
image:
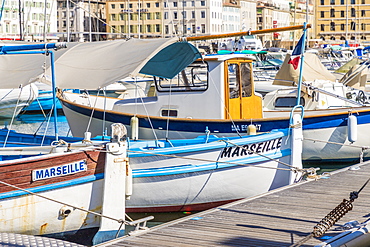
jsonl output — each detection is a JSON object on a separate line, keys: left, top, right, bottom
{"left": 0, "top": 54, "right": 46, "bottom": 88}
{"left": 0, "top": 38, "right": 201, "bottom": 89}
{"left": 273, "top": 53, "right": 336, "bottom": 86}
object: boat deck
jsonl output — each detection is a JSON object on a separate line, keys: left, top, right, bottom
{"left": 98, "top": 160, "right": 370, "bottom": 247}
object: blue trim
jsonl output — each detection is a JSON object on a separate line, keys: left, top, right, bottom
{"left": 132, "top": 149, "right": 291, "bottom": 177}
{"left": 128, "top": 130, "right": 287, "bottom": 157}
{"left": 0, "top": 173, "right": 104, "bottom": 200}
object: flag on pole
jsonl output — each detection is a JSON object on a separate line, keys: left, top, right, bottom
{"left": 288, "top": 34, "right": 305, "bottom": 70}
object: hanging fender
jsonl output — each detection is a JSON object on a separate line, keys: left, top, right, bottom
{"left": 347, "top": 114, "right": 357, "bottom": 143}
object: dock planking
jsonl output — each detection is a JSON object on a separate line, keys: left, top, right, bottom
{"left": 98, "top": 161, "right": 370, "bottom": 247}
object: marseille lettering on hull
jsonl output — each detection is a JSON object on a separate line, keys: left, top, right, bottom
{"left": 32, "top": 160, "right": 87, "bottom": 181}
{"left": 220, "top": 137, "right": 283, "bottom": 159}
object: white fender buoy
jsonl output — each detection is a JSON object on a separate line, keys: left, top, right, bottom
{"left": 348, "top": 114, "right": 357, "bottom": 143}
{"left": 126, "top": 162, "right": 133, "bottom": 200}
{"left": 247, "top": 124, "right": 257, "bottom": 135}
{"left": 130, "top": 116, "right": 139, "bottom": 140}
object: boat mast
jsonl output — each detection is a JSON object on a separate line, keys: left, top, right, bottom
{"left": 186, "top": 24, "right": 311, "bottom": 42}
{"left": 18, "top": 0, "right": 23, "bottom": 40}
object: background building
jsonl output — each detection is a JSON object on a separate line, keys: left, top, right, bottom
{"left": 316, "top": 0, "right": 369, "bottom": 46}
{"left": 0, "top": 0, "right": 58, "bottom": 41}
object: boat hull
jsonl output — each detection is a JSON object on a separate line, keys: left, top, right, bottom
{"left": 0, "top": 148, "right": 106, "bottom": 243}
{"left": 126, "top": 130, "right": 294, "bottom": 212}
{"left": 60, "top": 96, "right": 370, "bottom": 162}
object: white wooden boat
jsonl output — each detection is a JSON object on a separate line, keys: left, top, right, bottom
{"left": 59, "top": 51, "right": 370, "bottom": 162}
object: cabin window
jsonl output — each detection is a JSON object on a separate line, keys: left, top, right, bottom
{"left": 154, "top": 62, "right": 208, "bottom": 92}
{"left": 228, "top": 63, "right": 252, "bottom": 99}
{"left": 161, "top": 109, "right": 178, "bottom": 117}
{"left": 275, "top": 97, "right": 305, "bottom": 108}
{"left": 228, "top": 64, "right": 240, "bottom": 99}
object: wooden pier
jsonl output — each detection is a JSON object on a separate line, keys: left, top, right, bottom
{"left": 97, "top": 161, "right": 370, "bottom": 247}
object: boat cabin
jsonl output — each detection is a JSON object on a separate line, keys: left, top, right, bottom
{"left": 112, "top": 54, "right": 263, "bottom": 120}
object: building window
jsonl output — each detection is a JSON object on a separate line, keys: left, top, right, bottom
{"left": 156, "top": 24, "right": 160, "bottom": 32}
{"left": 174, "top": 12, "right": 177, "bottom": 19}
{"left": 111, "top": 4, "right": 115, "bottom": 9}
{"left": 361, "top": 10, "right": 366, "bottom": 17}
{"left": 361, "top": 36, "right": 366, "bottom": 40}
{"left": 330, "top": 9, "right": 335, "bottom": 17}
{"left": 120, "top": 13, "right": 124, "bottom": 20}
{"left": 111, "top": 14, "right": 116, "bottom": 21}
{"left": 192, "top": 11, "right": 195, "bottom": 18}
{"left": 146, "top": 25, "right": 151, "bottom": 32}
{"left": 192, "top": 24, "right": 195, "bottom": 33}
{"left": 361, "top": 0, "right": 365, "bottom": 3}
{"left": 341, "top": 23, "right": 345, "bottom": 30}
{"left": 192, "top": 1, "right": 195, "bottom": 6}
{"left": 350, "top": 21, "right": 356, "bottom": 30}
{"left": 201, "top": 1, "right": 205, "bottom": 6}
{"left": 155, "top": 2, "right": 159, "bottom": 7}
{"left": 182, "top": 11, "right": 186, "bottom": 18}
{"left": 120, "top": 25, "right": 125, "bottom": 32}
{"left": 183, "top": 1, "right": 186, "bottom": 6}
{"left": 173, "top": 2, "right": 177, "bottom": 7}
{"left": 321, "top": 24, "right": 325, "bottom": 31}
{"left": 350, "top": 0, "right": 355, "bottom": 3}
{"left": 165, "top": 25, "right": 169, "bottom": 34}
{"left": 129, "top": 3, "right": 133, "bottom": 8}
{"left": 164, "top": 2, "right": 167, "bottom": 7}
{"left": 146, "top": 3, "right": 150, "bottom": 8}
{"left": 201, "top": 11, "right": 205, "bottom": 18}
{"left": 340, "top": 0, "right": 344, "bottom": 3}
{"left": 147, "top": 13, "right": 151, "bottom": 19}
{"left": 155, "top": 12, "right": 160, "bottom": 19}
{"left": 321, "top": 11, "right": 325, "bottom": 18}
{"left": 201, "top": 24, "right": 205, "bottom": 33}
{"left": 120, "top": 4, "right": 124, "bottom": 8}
{"left": 330, "top": 22, "right": 335, "bottom": 31}
{"left": 351, "top": 8, "right": 355, "bottom": 17}
{"left": 111, "top": 25, "right": 116, "bottom": 33}
{"left": 164, "top": 12, "right": 168, "bottom": 19}
{"left": 361, "top": 23, "right": 366, "bottom": 30}
{"left": 330, "top": 0, "right": 335, "bottom": 4}
{"left": 320, "top": 0, "right": 325, "bottom": 4}
{"left": 341, "top": 10, "right": 344, "bottom": 17}
{"left": 330, "top": 36, "right": 335, "bottom": 40}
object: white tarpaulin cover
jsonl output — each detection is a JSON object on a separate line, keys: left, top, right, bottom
{"left": 0, "top": 54, "right": 46, "bottom": 89}
{"left": 0, "top": 38, "right": 201, "bottom": 90}
{"left": 273, "top": 53, "right": 336, "bottom": 86}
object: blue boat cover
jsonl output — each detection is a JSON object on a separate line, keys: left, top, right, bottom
{"left": 139, "top": 42, "right": 202, "bottom": 79}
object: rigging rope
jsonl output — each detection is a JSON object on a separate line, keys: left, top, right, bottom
{"left": 128, "top": 139, "right": 317, "bottom": 179}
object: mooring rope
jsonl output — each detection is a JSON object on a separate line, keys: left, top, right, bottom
{"left": 290, "top": 177, "right": 370, "bottom": 247}
{"left": 0, "top": 179, "right": 127, "bottom": 224}
{"left": 304, "top": 137, "right": 369, "bottom": 150}
{"left": 128, "top": 139, "right": 317, "bottom": 180}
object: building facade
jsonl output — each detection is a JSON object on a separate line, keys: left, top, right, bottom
{"left": 0, "top": 0, "right": 58, "bottom": 41}
{"left": 56, "top": 0, "right": 106, "bottom": 42}
{"left": 316, "top": 0, "right": 369, "bottom": 45}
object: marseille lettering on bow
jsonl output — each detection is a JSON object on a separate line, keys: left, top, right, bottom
{"left": 32, "top": 160, "right": 87, "bottom": 181}
{"left": 220, "top": 137, "right": 282, "bottom": 158}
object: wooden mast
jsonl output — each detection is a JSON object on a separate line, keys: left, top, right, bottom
{"left": 184, "top": 24, "right": 311, "bottom": 42}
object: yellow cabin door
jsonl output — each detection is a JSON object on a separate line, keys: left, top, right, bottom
{"left": 225, "top": 60, "right": 263, "bottom": 119}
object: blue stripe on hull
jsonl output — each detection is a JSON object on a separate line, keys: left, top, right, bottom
{"left": 62, "top": 100, "right": 370, "bottom": 134}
